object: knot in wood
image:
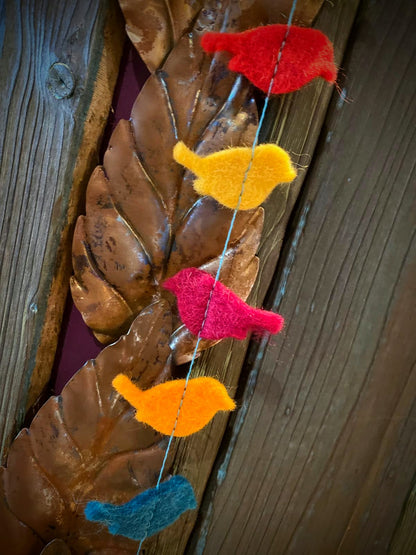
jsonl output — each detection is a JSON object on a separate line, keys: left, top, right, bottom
{"left": 47, "top": 62, "right": 75, "bottom": 99}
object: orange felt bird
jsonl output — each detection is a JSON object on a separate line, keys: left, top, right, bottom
{"left": 112, "top": 374, "right": 236, "bottom": 437}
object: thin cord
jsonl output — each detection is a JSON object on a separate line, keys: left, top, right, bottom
{"left": 137, "top": 2, "right": 298, "bottom": 551}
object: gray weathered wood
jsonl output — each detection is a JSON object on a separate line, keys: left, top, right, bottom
{"left": 190, "top": 0, "right": 416, "bottom": 552}
{"left": 391, "top": 486, "right": 416, "bottom": 554}
{"left": 0, "top": 0, "right": 124, "bottom": 459}
{"left": 144, "top": 0, "right": 360, "bottom": 553}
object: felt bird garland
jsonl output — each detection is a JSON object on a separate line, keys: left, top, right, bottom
{"left": 113, "top": 374, "right": 236, "bottom": 437}
{"left": 83, "top": 14, "right": 337, "bottom": 546}
{"left": 164, "top": 268, "right": 284, "bottom": 340}
{"left": 173, "top": 141, "right": 296, "bottom": 210}
{"left": 201, "top": 24, "right": 337, "bottom": 94}
{"left": 85, "top": 475, "right": 196, "bottom": 541}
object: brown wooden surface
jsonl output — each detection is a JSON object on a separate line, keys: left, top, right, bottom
{"left": 144, "top": 1, "right": 360, "bottom": 553}
{"left": 189, "top": 0, "right": 416, "bottom": 553}
{"left": 0, "top": 0, "right": 124, "bottom": 459}
{"left": 391, "top": 486, "right": 416, "bottom": 555}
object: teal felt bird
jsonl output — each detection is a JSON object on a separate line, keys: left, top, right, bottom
{"left": 84, "top": 475, "right": 196, "bottom": 541}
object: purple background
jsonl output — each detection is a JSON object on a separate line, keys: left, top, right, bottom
{"left": 52, "top": 43, "right": 150, "bottom": 394}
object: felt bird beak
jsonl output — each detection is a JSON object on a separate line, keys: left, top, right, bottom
{"left": 163, "top": 273, "right": 180, "bottom": 294}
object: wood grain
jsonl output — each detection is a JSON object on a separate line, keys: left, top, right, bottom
{"left": 143, "top": 1, "right": 360, "bottom": 553}
{"left": 0, "top": 0, "right": 124, "bottom": 459}
{"left": 391, "top": 486, "right": 416, "bottom": 554}
{"left": 191, "top": 0, "right": 416, "bottom": 552}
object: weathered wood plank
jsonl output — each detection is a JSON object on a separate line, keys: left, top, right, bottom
{"left": 144, "top": 1, "right": 360, "bottom": 553}
{"left": 191, "top": 0, "right": 416, "bottom": 552}
{"left": 391, "top": 486, "right": 416, "bottom": 555}
{"left": 0, "top": 0, "right": 124, "bottom": 458}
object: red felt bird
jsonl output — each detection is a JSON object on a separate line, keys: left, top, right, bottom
{"left": 201, "top": 24, "right": 337, "bottom": 95}
{"left": 163, "top": 268, "right": 284, "bottom": 341}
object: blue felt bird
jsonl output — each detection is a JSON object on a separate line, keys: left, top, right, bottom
{"left": 84, "top": 475, "right": 196, "bottom": 541}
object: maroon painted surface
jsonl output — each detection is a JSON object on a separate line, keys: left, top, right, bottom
{"left": 53, "top": 43, "right": 149, "bottom": 394}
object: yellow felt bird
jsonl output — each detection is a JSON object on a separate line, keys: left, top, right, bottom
{"left": 173, "top": 141, "right": 296, "bottom": 210}
{"left": 112, "top": 374, "right": 236, "bottom": 437}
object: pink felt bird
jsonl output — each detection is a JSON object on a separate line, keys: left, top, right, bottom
{"left": 201, "top": 24, "right": 337, "bottom": 95}
{"left": 163, "top": 268, "right": 284, "bottom": 341}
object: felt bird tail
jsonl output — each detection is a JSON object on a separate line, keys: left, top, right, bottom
{"left": 251, "top": 307, "right": 284, "bottom": 335}
{"left": 173, "top": 142, "right": 201, "bottom": 174}
{"left": 113, "top": 374, "right": 236, "bottom": 437}
{"left": 319, "top": 49, "right": 338, "bottom": 82}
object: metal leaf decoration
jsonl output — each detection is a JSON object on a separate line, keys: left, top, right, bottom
{"left": 118, "top": 0, "right": 324, "bottom": 73}
{"left": 0, "top": 302, "right": 172, "bottom": 553}
{"left": 70, "top": 5, "right": 264, "bottom": 361}
{"left": 118, "top": 0, "right": 203, "bottom": 72}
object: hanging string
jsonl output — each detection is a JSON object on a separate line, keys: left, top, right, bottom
{"left": 137, "top": 0, "right": 298, "bottom": 551}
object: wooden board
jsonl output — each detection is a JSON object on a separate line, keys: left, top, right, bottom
{"left": 144, "top": 1, "right": 361, "bottom": 553}
{"left": 391, "top": 487, "right": 416, "bottom": 554}
{"left": 189, "top": 0, "right": 416, "bottom": 552}
{"left": 0, "top": 0, "right": 124, "bottom": 459}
